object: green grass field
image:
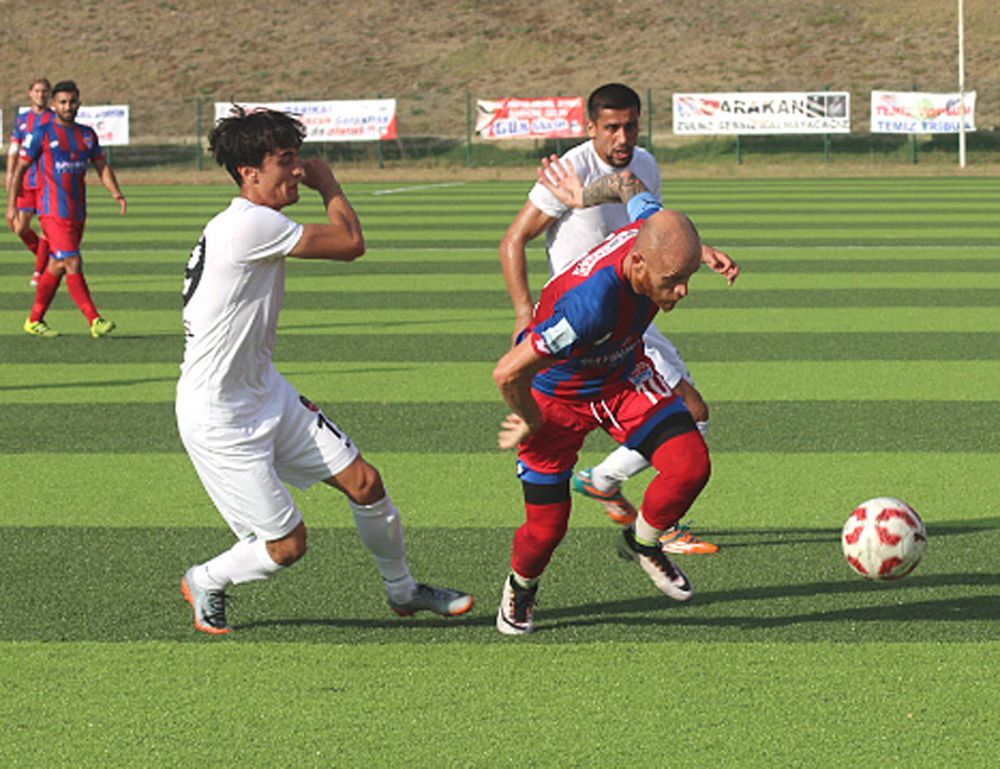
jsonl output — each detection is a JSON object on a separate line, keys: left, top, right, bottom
{"left": 1, "top": 176, "right": 998, "bottom": 768}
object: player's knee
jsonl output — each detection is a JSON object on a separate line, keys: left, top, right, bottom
{"left": 267, "top": 523, "right": 308, "bottom": 566}
{"left": 330, "top": 458, "right": 386, "bottom": 505}
{"left": 652, "top": 432, "right": 711, "bottom": 495}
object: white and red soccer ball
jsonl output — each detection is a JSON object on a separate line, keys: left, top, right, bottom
{"left": 841, "top": 497, "right": 927, "bottom": 580}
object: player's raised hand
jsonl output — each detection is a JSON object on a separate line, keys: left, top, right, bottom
{"left": 498, "top": 413, "right": 533, "bottom": 451}
{"left": 537, "top": 155, "right": 585, "bottom": 208}
{"left": 300, "top": 158, "right": 341, "bottom": 197}
{"left": 700, "top": 244, "right": 740, "bottom": 285}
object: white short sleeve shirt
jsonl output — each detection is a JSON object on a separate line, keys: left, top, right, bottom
{"left": 528, "top": 141, "right": 663, "bottom": 275}
{"left": 177, "top": 197, "right": 304, "bottom": 423}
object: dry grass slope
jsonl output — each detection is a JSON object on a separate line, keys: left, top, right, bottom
{"left": 2, "top": 0, "right": 998, "bottom": 143}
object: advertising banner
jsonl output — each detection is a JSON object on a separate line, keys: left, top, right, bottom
{"left": 476, "top": 97, "right": 586, "bottom": 139}
{"left": 870, "top": 91, "right": 976, "bottom": 133}
{"left": 673, "top": 92, "right": 851, "bottom": 135}
{"left": 76, "top": 105, "right": 131, "bottom": 146}
{"left": 214, "top": 100, "right": 398, "bottom": 142}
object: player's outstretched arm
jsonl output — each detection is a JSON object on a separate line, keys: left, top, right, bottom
{"left": 290, "top": 159, "right": 365, "bottom": 261}
{"left": 92, "top": 156, "right": 127, "bottom": 215}
{"left": 499, "top": 201, "right": 554, "bottom": 341}
{"left": 700, "top": 243, "right": 740, "bottom": 285}
{"left": 493, "top": 338, "right": 550, "bottom": 450}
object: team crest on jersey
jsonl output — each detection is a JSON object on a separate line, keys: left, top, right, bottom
{"left": 571, "top": 228, "right": 638, "bottom": 277}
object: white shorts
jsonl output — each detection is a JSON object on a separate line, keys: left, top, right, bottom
{"left": 176, "top": 376, "right": 359, "bottom": 541}
{"left": 642, "top": 324, "right": 693, "bottom": 389}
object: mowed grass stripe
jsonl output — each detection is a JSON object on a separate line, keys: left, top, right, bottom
{"left": 2, "top": 525, "right": 997, "bottom": 643}
{"left": 3, "top": 307, "right": 1000, "bottom": 336}
{"left": 2, "top": 451, "right": 996, "bottom": 529}
{"left": 2, "top": 643, "right": 996, "bottom": 769}
{"left": 5, "top": 254, "right": 1000, "bottom": 277}
{"left": 3, "top": 401, "right": 999, "bottom": 453}
{"left": 3, "top": 331, "right": 998, "bottom": 364}
{"left": 5, "top": 360, "right": 1000, "bottom": 404}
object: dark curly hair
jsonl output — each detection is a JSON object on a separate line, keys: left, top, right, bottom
{"left": 208, "top": 106, "right": 307, "bottom": 185}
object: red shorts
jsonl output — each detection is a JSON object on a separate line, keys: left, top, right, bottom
{"left": 39, "top": 216, "right": 86, "bottom": 259}
{"left": 518, "top": 364, "right": 689, "bottom": 481}
{"left": 15, "top": 186, "right": 41, "bottom": 213}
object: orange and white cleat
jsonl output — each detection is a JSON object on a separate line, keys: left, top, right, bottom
{"left": 659, "top": 524, "right": 719, "bottom": 555}
{"left": 572, "top": 468, "right": 638, "bottom": 526}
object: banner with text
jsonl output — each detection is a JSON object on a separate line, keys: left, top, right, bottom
{"left": 673, "top": 92, "right": 851, "bottom": 135}
{"left": 870, "top": 91, "right": 976, "bottom": 133}
{"left": 214, "top": 100, "right": 398, "bottom": 142}
{"left": 15, "top": 105, "right": 131, "bottom": 146}
{"left": 476, "top": 97, "right": 586, "bottom": 139}
{"left": 76, "top": 105, "right": 131, "bottom": 146}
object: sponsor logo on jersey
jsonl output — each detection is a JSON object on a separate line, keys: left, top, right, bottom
{"left": 571, "top": 228, "right": 638, "bottom": 277}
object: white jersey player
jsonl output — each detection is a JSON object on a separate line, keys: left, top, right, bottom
{"left": 177, "top": 107, "right": 473, "bottom": 634}
{"left": 499, "top": 83, "right": 739, "bottom": 555}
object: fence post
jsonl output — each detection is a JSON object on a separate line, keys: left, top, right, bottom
{"left": 823, "top": 84, "right": 831, "bottom": 164}
{"left": 910, "top": 83, "right": 919, "bottom": 164}
{"left": 465, "top": 90, "right": 473, "bottom": 167}
{"left": 647, "top": 87, "right": 655, "bottom": 156}
{"left": 195, "top": 97, "right": 204, "bottom": 171}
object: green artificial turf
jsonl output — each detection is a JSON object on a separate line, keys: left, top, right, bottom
{"left": 1, "top": 176, "right": 998, "bottom": 768}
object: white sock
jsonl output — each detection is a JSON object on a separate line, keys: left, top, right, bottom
{"left": 697, "top": 419, "right": 710, "bottom": 439}
{"left": 590, "top": 445, "right": 650, "bottom": 491}
{"left": 349, "top": 494, "right": 417, "bottom": 603}
{"left": 634, "top": 511, "right": 664, "bottom": 547}
{"left": 199, "top": 536, "right": 283, "bottom": 590}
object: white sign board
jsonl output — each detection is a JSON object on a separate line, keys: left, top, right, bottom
{"left": 673, "top": 92, "right": 851, "bottom": 135}
{"left": 75, "top": 105, "right": 130, "bottom": 146}
{"left": 870, "top": 91, "right": 976, "bottom": 133}
{"left": 214, "top": 100, "right": 398, "bottom": 142}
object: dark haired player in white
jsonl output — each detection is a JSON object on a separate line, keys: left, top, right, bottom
{"left": 177, "top": 107, "right": 473, "bottom": 634}
{"left": 499, "top": 82, "right": 739, "bottom": 554}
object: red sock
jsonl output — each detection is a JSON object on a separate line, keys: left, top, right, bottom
{"left": 35, "top": 238, "right": 50, "bottom": 275}
{"left": 19, "top": 228, "right": 39, "bottom": 255}
{"left": 639, "top": 431, "right": 712, "bottom": 530}
{"left": 30, "top": 270, "right": 62, "bottom": 322}
{"left": 66, "top": 273, "right": 100, "bottom": 323}
{"left": 511, "top": 499, "right": 571, "bottom": 579}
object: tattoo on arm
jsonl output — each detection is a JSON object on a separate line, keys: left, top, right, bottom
{"left": 581, "top": 173, "right": 650, "bottom": 207}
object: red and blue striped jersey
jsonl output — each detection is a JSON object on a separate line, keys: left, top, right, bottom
{"left": 10, "top": 108, "right": 55, "bottom": 190}
{"left": 529, "top": 221, "right": 658, "bottom": 400}
{"left": 19, "top": 120, "right": 104, "bottom": 222}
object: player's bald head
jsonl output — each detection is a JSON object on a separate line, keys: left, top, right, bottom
{"left": 627, "top": 210, "right": 702, "bottom": 312}
{"left": 635, "top": 210, "right": 701, "bottom": 273}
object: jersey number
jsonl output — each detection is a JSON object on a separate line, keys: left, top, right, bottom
{"left": 182, "top": 236, "right": 206, "bottom": 306}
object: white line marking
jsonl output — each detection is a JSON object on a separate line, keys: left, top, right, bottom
{"left": 371, "top": 182, "right": 467, "bottom": 196}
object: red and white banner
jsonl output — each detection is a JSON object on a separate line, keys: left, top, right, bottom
{"left": 476, "top": 97, "right": 586, "bottom": 139}
{"left": 673, "top": 92, "right": 850, "bottom": 135}
{"left": 214, "top": 100, "right": 398, "bottom": 142}
{"left": 870, "top": 91, "right": 976, "bottom": 133}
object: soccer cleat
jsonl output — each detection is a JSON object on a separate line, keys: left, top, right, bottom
{"left": 30, "top": 272, "right": 41, "bottom": 287}
{"left": 90, "top": 316, "right": 116, "bottom": 338}
{"left": 572, "top": 468, "right": 638, "bottom": 525}
{"left": 389, "top": 582, "right": 474, "bottom": 617}
{"left": 496, "top": 574, "right": 538, "bottom": 636}
{"left": 618, "top": 526, "right": 694, "bottom": 601}
{"left": 23, "top": 318, "right": 58, "bottom": 337}
{"left": 181, "top": 567, "right": 233, "bottom": 635}
{"left": 659, "top": 524, "right": 720, "bottom": 555}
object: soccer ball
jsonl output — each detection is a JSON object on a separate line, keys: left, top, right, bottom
{"left": 841, "top": 497, "right": 927, "bottom": 580}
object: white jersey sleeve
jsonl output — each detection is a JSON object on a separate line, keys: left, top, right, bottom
{"left": 230, "top": 202, "right": 304, "bottom": 264}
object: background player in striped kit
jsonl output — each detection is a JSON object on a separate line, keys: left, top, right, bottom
{"left": 499, "top": 82, "right": 739, "bottom": 554}
{"left": 6, "top": 80, "right": 125, "bottom": 338}
{"left": 5, "top": 77, "right": 54, "bottom": 286}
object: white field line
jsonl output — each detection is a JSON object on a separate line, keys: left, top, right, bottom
{"left": 371, "top": 182, "right": 468, "bottom": 196}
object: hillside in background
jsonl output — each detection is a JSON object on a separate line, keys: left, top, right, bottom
{"left": 3, "top": 0, "right": 998, "bottom": 145}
